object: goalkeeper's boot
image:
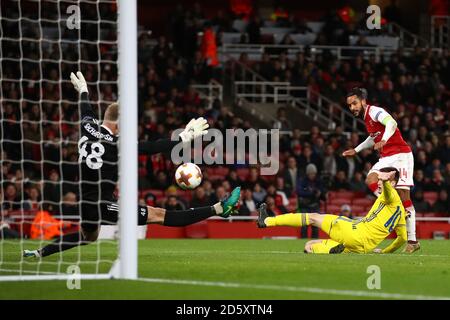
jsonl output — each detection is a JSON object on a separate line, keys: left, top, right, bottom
{"left": 403, "top": 241, "right": 421, "bottom": 253}
{"left": 219, "top": 186, "right": 241, "bottom": 218}
{"left": 23, "top": 249, "right": 41, "bottom": 259}
{"left": 257, "top": 203, "right": 269, "bottom": 228}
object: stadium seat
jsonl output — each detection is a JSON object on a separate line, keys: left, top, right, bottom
{"left": 328, "top": 191, "right": 355, "bottom": 201}
{"left": 352, "top": 198, "right": 373, "bottom": 207}
{"left": 236, "top": 168, "right": 250, "bottom": 180}
{"left": 351, "top": 204, "right": 366, "bottom": 213}
{"left": 306, "top": 21, "right": 324, "bottom": 33}
{"left": 328, "top": 198, "right": 352, "bottom": 206}
{"left": 325, "top": 204, "right": 341, "bottom": 214}
{"left": 232, "top": 19, "right": 247, "bottom": 32}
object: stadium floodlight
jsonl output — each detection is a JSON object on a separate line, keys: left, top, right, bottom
{"left": 0, "top": 0, "right": 137, "bottom": 281}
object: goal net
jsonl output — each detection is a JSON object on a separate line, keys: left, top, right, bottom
{"left": 0, "top": 0, "right": 136, "bottom": 281}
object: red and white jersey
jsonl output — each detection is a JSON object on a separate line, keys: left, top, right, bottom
{"left": 364, "top": 105, "right": 411, "bottom": 157}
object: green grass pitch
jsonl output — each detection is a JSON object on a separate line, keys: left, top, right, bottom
{"left": 1, "top": 239, "right": 450, "bottom": 299}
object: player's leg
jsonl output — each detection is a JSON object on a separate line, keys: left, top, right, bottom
{"left": 304, "top": 239, "right": 344, "bottom": 254}
{"left": 24, "top": 225, "right": 99, "bottom": 258}
{"left": 257, "top": 203, "right": 327, "bottom": 229}
{"left": 397, "top": 188, "right": 420, "bottom": 253}
{"left": 395, "top": 152, "right": 419, "bottom": 253}
{"left": 24, "top": 203, "right": 101, "bottom": 258}
{"left": 144, "top": 186, "right": 241, "bottom": 226}
{"left": 257, "top": 205, "right": 361, "bottom": 253}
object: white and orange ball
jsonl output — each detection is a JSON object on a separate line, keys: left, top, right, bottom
{"left": 175, "top": 163, "right": 203, "bottom": 190}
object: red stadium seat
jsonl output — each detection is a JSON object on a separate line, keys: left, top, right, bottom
{"left": 328, "top": 191, "right": 354, "bottom": 202}
{"left": 352, "top": 198, "right": 373, "bottom": 207}
{"left": 328, "top": 198, "right": 352, "bottom": 206}
{"left": 213, "top": 166, "right": 230, "bottom": 176}
{"left": 325, "top": 204, "right": 341, "bottom": 214}
{"left": 236, "top": 168, "right": 250, "bottom": 180}
{"left": 351, "top": 204, "right": 366, "bottom": 213}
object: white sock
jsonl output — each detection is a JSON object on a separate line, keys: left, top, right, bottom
{"left": 213, "top": 202, "right": 223, "bottom": 215}
{"left": 405, "top": 205, "right": 417, "bottom": 242}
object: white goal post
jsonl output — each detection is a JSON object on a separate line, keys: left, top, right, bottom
{"left": 0, "top": 0, "right": 137, "bottom": 281}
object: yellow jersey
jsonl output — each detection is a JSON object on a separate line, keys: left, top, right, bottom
{"left": 353, "top": 181, "right": 407, "bottom": 253}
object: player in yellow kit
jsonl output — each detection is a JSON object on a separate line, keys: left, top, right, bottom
{"left": 257, "top": 167, "right": 407, "bottom": 254}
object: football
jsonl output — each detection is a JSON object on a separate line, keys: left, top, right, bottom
{"left": 175, "top": 163, "right": 203, "bottom": 190}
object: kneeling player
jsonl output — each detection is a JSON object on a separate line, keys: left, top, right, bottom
{"left": 24, "top": 72, "right": 241, "bottom": 258}
{"left": 257, "top": 168, "right": 407, "bottom": 254}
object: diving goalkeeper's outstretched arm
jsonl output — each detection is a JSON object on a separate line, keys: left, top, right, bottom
{"left": 138, "top": 117, "right": 209, "bottom": 155}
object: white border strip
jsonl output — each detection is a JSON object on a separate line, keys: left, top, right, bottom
{"left": 136, "top": 277, "right": 450, "bottom": 300}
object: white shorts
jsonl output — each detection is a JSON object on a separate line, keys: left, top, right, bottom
{"left": 369, "top": 152, "right": 414, "bottom": 189}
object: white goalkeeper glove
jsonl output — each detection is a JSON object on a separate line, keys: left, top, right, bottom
{"left": 179, "top": 117, "right": 209, "bottom": 143}
{"left": 70, "top": 71, "right": 88, "bottom": 94}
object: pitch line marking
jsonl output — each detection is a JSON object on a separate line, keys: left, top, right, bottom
{"left": 136, "top": 277, "right": 450, "bottom": 300}
{"left": 144, "top": 250, "right": 450, "bottom": 258}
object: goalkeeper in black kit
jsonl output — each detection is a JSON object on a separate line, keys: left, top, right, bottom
{"left": 23, "top": 71, "right": 241, "bottom": 258}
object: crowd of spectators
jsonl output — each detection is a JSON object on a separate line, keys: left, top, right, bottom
{"left": 1, "top": 2, "right": 449, "bottom": 241}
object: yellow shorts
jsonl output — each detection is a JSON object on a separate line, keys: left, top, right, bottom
{"left": 320, "top": 215, "right": 366, "bottom": 253}
{"left": 310, "top": 239, "right": 343, "bottom": 254}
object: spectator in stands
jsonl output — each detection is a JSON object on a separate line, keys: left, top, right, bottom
{"left": 273, "top": 107, "right": 292, "bottom": 132}
{"left": 152, "top": 171, "right": 171, "bottom": 190}
{"left": 0, "top": 220, "right": 20, "bottom": 239}
{"left": 424, "top": 169, "right": 446, "bottom": 192}
{"left": 214, "top": 186, "right": 227, "bottom": 205}
{"left": 350, "top": 171, "right": 366, "bottom": 192}
{"left": 191, "top": 187, "right": 211, "bottom": 208}
{"left": 322, "top": 144, "right": 337, "bottom": 178}
{"left": 266, "top": 184, "right": 289, "bottom": 212}
{"left": 43, "top": 169, "right": 61, "bottom": 213}
{"left": 252, "top": 183, "right": 267, "bottom": 204}
{"left": 152, "top": 36, "right": 172, "bottom": 76}
{"left": 164, "top": 195, "right": 186, "bottom": 211}
{"left": 61, "top": 192, "right": 79, "bottom": 217}
{"left": 431, "top": 190, "right": 450, "bottom": 214}
{"left": 297, "top": 145, "right": 321, "bottom": 176}
{"left": 340, "top": 204, "right": 353, "bottom": 218}
{"left": 297, "top": 164, "right": 324, "bottom": 238}
{"left": 331, "top": 170, "right": 351, "bottom": 191}
{"left": 413, "top": 169, "right": 426, "bottom": 192}
{"left": 283, "top": 156, "right": 299, "bottom": 196}
{"left": 2, "top": 183, "right": 21, "bottom": 211}
{"left": 412, "top": 190, "right": 431, "bottom": 213}
{"left": 244, "top": 167, "right": 267, "bottom": 189}
{"left": 226, "top": 169, "right": 243, "bottom": 189}
{"left": 384, "top": 0, "right": 402, "bottom": 25}
{"left": 240, "top": 188, "right": 257, "bottom": 216}
{"left": 246, "top": 15, "right": 263, "bottom": 44}
{"left": 24, "top": 185, "right": 41, "bottom": 211}
{"left": 265, "top": 195, "right": 287, "bottom": 216}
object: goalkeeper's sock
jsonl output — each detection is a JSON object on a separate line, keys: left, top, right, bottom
{"left": 163, "top": 206, "right": 215, "bottom": 227}
{"left": 265, "top": 213, "right": 310, "bottom": 227}
{"left": 39, "top": 232, "right": 84, "bottom": 257}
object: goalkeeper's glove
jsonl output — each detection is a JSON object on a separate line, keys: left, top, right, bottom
{"left": 179, "top": 117, "right": 209, "bottom": 142}
{"left": 70, "top": 71, "right": 88, "bottom": 94}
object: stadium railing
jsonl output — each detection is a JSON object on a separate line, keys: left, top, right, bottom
{"left": 219, "top": 43, "right": 443, "bottom": 62}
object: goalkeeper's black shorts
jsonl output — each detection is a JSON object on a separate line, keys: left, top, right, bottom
{"left": 81, "top": 201, "right": 148, "bottom": 232}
